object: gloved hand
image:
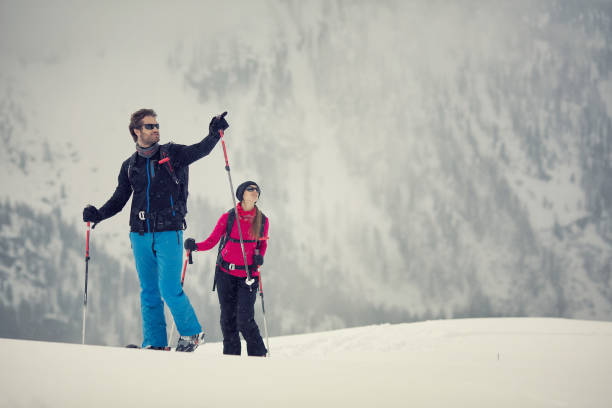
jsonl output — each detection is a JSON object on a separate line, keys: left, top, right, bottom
{"left": 83, "top": 205, "right": 102, "bottom": 223}
{"left": 209, "top": 111, "right": 229, "bottom": 135}
{"left": 253, "top": 253, "right": 264, "bottom": 266}
{"left": 184, "top": 238, "right": 198, "bottom": 252}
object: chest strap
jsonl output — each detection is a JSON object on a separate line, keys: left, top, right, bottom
{"left": 227, "top": 237, "right": 258, "bottom": 243}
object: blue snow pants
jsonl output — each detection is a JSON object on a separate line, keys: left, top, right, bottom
{"left": 130, "top": 230, "right": 202, "bottom": 348}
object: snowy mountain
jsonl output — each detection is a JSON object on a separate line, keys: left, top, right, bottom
{"left": 0, "top": 201, "right": 142, "bottom": 345}
{"left": 2, "top": 318, "right": 612, "bottom": 408}
{"left": 1, "top": 1, "right": 612, "bottom": 346}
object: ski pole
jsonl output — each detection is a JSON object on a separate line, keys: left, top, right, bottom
{"left": 219, "top": 126, "right": 254, "bottom": 287}
{"left": 169, "top": 249, "right": 193, "bottom": 345}
{"left": 255, "top": 248, "right": 270, "bottom": 356}
{"left": 82, "top": 221, "right": 91, "bottom": 345}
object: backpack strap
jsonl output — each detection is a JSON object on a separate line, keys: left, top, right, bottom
{"left": 127, "top": 152, "right": 138, "bottom": 185}
{"left": 159, "top": 144, "right": 180, "bottom": 185}
{"left": 160, "top": 143, "right": 189, "bottom": 212}
{"left": 213, "top": 208, "right": 236, "bottom": 292}
{"left": 256, "top": 214, "right": 267, "bottom": 250}
{"left": 219, "top": 208, "right": 236, "bottom": 253}
{"left": 226, "top": 207, "right": 236, "bottom": 237}
{"left": 126, "top": 152, "right": 147, "bottom": 234}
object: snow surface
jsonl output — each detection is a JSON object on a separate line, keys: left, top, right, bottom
{"left": 2, "top": 317, "right": 611, "bottom": 408}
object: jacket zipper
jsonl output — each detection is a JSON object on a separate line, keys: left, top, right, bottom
{"left": 146, "top": 158, "right": 151, "bottom": 232}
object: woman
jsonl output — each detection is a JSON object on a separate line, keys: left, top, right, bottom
{"left": 184, "top": 181, "right": 269, "bottom": 356}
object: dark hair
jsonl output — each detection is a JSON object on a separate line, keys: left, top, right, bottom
{"left": 129, "top": 109, "right": 157, "bottom": 142}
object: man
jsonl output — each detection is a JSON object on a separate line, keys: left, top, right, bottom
{"left": 83, "top": 108, "right": 228, "bottom": 351}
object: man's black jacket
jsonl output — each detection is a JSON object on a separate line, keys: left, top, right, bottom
{"left": 98, "top": 133, "right": 220, "bottom": 233}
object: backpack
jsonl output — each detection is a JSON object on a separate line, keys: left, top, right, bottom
{"left": 212, "top": 207, "right": 267, "bottom": 291}
{"left": 127, "top": 143, "right": 189, "bottom": 210}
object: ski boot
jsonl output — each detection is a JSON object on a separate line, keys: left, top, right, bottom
{"left": 175, "top": 333, "right": 204, "bottom": 352}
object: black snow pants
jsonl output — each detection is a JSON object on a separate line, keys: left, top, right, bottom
{"left": 216, "top": 268, "right": 267, "bottom": 356}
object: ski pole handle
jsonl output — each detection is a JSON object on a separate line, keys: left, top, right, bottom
{"left": 85, "top": 222, "right": 91, "bottom": 261}
{"left": 219, "top": 129, "right": 230, "bottom": 170}
{"left": 82, "top": 221, "right": 91, "bottom": 345}
{"left": 181, "top": 250, "right": 190, "bottom": 286}
{"left": 84, "top": 221, "right": 91, "bottom": 305}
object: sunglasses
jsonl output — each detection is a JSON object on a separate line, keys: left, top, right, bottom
{"left": 246, "top": 186, "right": 260, "bottom": 193}
{"left": 142, "top": 123, "right": 160, "bottom": 130}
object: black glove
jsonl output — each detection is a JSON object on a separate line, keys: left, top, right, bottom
{"left": 253, "top": 254, "right": 264, "bottom": 266}
{"left": 83, "top": 205, "right": 102, "bottom": 223}
{"left": 184, "top": 238, "right": 198, "bottom": 252}
{"left": 209, "top": 111, "right": 229, "bottom": 135}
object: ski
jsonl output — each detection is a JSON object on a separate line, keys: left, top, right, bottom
{"left": 125, "top": 344, "right": 171, "bottom": 351}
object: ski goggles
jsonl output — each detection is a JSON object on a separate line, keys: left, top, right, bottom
{"left": 142, "top": 123, "right": 160, "bottom": 130}
{"left": 246, "top": 186, "right": 260, "bottom": 193}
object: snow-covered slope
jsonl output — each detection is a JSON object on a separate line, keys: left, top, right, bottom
{"left": 2, "top": 318, "right": 611, "bottom": 408}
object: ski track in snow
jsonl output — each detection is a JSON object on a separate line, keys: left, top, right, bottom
{"left": 2, "top": 317, "right": 612, "bottom": 408}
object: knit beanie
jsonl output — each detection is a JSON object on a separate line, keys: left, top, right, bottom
{"left": 236, "top": 181, "right": 260, "bottom": 201}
